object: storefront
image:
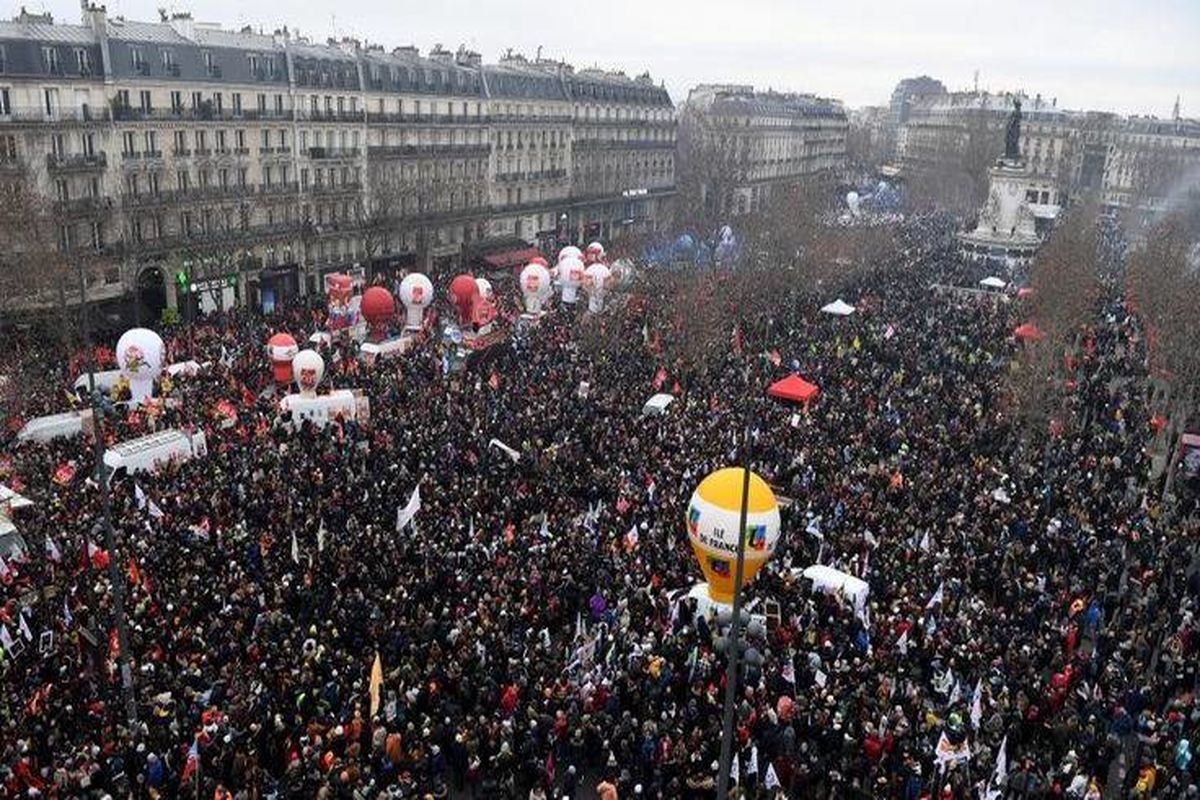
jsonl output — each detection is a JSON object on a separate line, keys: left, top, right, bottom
{"left": 252, "top": 265, "right": 300, "bottom": 314}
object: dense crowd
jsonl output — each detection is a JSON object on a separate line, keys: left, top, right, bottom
{"left": 0, "top": 213, "right": 1196, "bottom": 800}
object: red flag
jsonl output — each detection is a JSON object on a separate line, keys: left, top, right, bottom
{"left": 488, "top": 372, "right": 500, "bottom": 390}
{"left": 652, "top": 368, "right": 667, "bottom": 390}
{"left": 732, "top": 325, "right": 743, "bottom": 355}
{"left": 503, "top": 522, "right": 515, "bottom": 544}
{"left": 767, "top": 349, "right": 781, "bottom": 367}
{"left": 127, "top": 557, "right": 140, "bottom": 587}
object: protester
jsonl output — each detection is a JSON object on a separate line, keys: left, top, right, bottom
{"left": 0, "top": 212, "right": 1195, "bottom": 800}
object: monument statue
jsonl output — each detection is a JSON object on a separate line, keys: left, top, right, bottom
{"left": 1004, "top": 97, "right": 1022, "bottom": 160}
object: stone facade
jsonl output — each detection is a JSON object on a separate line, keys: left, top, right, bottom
{"left": 0, "top": 8, "right": 675, "bottom": 316}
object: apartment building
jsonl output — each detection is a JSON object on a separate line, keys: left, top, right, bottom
{"left": 678, "top": 84, "right": 847, "bottom": 218}
{"left": 0, "top": 7, "right": 676, "bottom": 319}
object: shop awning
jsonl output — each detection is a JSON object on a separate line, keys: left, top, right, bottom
{"left": 483, "top": 247, "right": 542, "bottom": 269}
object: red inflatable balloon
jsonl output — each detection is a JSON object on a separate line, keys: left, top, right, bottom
{"left": 449, "top": 274, "right": 479, "bottom": 325}
{"left": 361, "top": 286, "right": 396, "bottom": 341}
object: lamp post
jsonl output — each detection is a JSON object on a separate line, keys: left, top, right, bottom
{"left": 76, "top": 258, "right": 138, "bottom": 730}
{"left": 715, "top": 418, "right": 754, "bottom": 798}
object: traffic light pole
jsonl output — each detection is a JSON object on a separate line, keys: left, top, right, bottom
{"left": 716, "top": 422, "right": 753, "bottom": 797}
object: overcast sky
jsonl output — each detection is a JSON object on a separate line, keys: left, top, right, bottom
{"left": 16, "top": 0, "right": 1198, "bottom": 116}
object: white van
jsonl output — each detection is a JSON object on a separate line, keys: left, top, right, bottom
{"left": 102, "top": 429, "right": 208, "bottom": 477}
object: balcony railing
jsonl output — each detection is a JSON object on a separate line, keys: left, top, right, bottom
{"left": 366, "top": 143, "right": 491, "bottom": 159}
{"left": 489, "top": 113, "right": 574, "bottom": 124}
{"left": 122, "top": 184, "right": 261, "bottom": 208}
{"left": 366, "top": 111, "right": 492, "bottom": 125}
{"left": 54, "top": 196, "right": 112, "bottom": 215}
{"left": 296, "top": 109, "right": 364, "bottom": 123}
{"left": 46, "top": 152, "right": 107, "bottom": 171}
{"left": 307, "top": 147, "right": 361, "bottom": 160}
{"left": 112, "top": 106, "right": 293, "bottom": 122}
{"left": 308, "top": 181, "right": 363, "bottom": 195}
{"left": 0, "top": 106, "right": 111, "bottom": 124}
{"left": 572, "top": 138, "right": 675, "bottom": 151}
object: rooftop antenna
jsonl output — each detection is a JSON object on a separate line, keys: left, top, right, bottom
{"left": 1173, "top": 94, "right": 1181, "bottom": 121}
{"left": 536, "top": 44, "right": 542, "bottom": 61}
{"left": 973, "top": 69, "right": 979, "bottom": 93}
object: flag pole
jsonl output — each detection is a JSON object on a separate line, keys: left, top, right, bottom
{"left": 716, "top": 417, "right": 753, "bottom": 797}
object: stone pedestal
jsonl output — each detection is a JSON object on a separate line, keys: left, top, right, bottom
{"left": 958, "top": 157, "right": 1042, "bottom": 268}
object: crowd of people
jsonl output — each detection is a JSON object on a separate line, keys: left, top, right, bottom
{"left": 0, "top": 212, "right": 1196, "bottom": 800}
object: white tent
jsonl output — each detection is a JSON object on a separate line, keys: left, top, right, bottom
{"left": 796, "top": 564, "right": 870, "bottom": 622}
{"left": 642, "top": 393, "right": 675, "bottom": 416}
{"left": 820, "top": 299, "right": 856, "bottom": 317}
{"left": 979, "top": 276, "right": 1007, "bottom": 289}
{"left": 0, "top": 485, "right": 33, "bottom": 511}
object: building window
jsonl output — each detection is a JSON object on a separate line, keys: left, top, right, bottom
{"left": 130, "top": 47, "right": 145, "bottom": 72}
{"left": 91, "top": 221, "right": 103, "bottom": 251}
{"left": 0, "top": 88, "right": 9, "bottom": 116}
{"left": 43, "top": 87, "right": 60, "bottom": 117}
{"left": 232, "top": 92, "right": 242, "bottom": 114}
{"left": 139, "top": 90, "right": 152, "bottom": 112}
{"left": 75, "top": 48, "right": 91, "bottom": 74}
{"left": 42, "top": 47, "right": 60, "bottom": 73}
{"left": 0, "top": 134, "right": 16, "bottom": 161}
{"left": 170, "top": 91, "right": 183, "bottom": 114}
{"left": 191, "top": 91, "right": 203, "bottom": 109}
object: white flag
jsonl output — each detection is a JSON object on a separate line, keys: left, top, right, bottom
{"left": 747, "top": 745, "right": 759, "bottom": 775}
{"left": 864, "top": 529, "right": 879, "bottom": 549}
{"left": 781, "top": 657, "right": 795, "bottom": 685}
{"left": 147, "top": 497, "right": 164, "bottom": 519}
{"left": 948, "top": 677, "right": 962, "bottom": 706}
{"left": 62, "top": 597, "right": 73, "bottom": 627}
{"left": 0, "top": 558, "right": 9, "bottom": 579}
{"left": 764, "top": 763, "right": 780, "bottom": 790}
{"left": 135, "top": 483, "right": 147, "bottom": 510}
{"left": 0, "top": 624, "right": 14, "bottom": 655}
{"left": 468, "top": 517, "right": 475, "bottom": 540}
{"left": 395, "top": 485, "right": 421, "bottom": 532}
{"left": 926, "top": 581, "right": 944, "bottom": 610}
{"left": 984, "top": 734, "right": 1009, "bottom": 800}
{"left": 896, "top": 628, "right": 909, "bottom": 655}
{"left": 970, "top": 679, "right": 983, "bottom": 730}
{"left": 730, "top": 752, "right": 739, "bottom": 785}
{"left": 291, "top": 530, "right": 300, "bottom": 565}
{"left": 487, "top": 438, "right": 521, "bottom": 464}
{"left": 317, "top": 518, "right": 326, "bottom": 553}
{"left": 17, "top": 612, "right": 32, "bottom": 642}
{"left": 918, "top": 530, "right": 931, "bottom": 552}
{"left": 44, "top": 537, "right": 62, "bottom": 562}
{"left": 624, "top": 524, "right": 639, "bottom": 551}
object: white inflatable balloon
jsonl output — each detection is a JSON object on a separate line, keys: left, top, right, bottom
{"left": 584, "top": 263, "right": 612, "bottom": 313}
{"left": 557, "top": 245, "right": 583, "bottom": 264}
{"left": 559, "top": 256, "right": 586, "bottom": 305}
{"left": 398, "top": 273, "right": 434, "bottom": 330}
{"left": 291, "top": 349, "right": 325, "bottom": 398}
{"left": 116, "top": 328, "right": 164, "bottom": 405}
{"left": 519, "top": 263, "right": 552, "bottom": 315}
{"left": 846, "top": 191, "right": 861, "bottom": 216}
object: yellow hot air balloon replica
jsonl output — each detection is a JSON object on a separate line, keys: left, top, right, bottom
{"left": 686, "top": 467, "right": 781, "bottom": 604}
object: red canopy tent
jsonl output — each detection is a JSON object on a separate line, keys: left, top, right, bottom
{"left": 767, "top": 374, "right": 820, "bottom": 406}
{"left": 1013, "top": 322, "right": 1044, "bottom": 342}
